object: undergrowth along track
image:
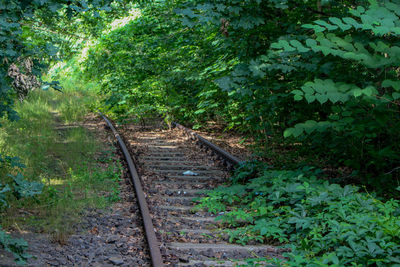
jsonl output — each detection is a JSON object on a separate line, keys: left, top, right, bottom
{"left": 102, "top": 115, "right": 285, "bottom": 266}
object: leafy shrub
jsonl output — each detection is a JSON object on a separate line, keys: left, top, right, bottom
{"left": 0, "top": 154, "right": 41, "bottom": 264}
{"left": 0, "top": 227, "right": 30, "bottom": 265}
{"left": 269, "top": 0, "right": 400, "bottom": 184}
{"left": 198, "top": 163, "right": 400, "bottom": 265}
{"left": 83, "top": 1, "right": 236, "bottom": 125}
{"left": 81, "top": 0, "right": 400, "bottom": 190}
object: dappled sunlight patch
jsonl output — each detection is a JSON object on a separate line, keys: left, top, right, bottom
{"left": 107, "top": 8, "right": 141, "bottom": 33}
{"left": 45, "top": 179, "right": 65, "bottom": 186}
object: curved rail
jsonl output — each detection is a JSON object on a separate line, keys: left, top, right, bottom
{"left": 100, "top": 113, "right": 164, "bottom": 267}
{"left": 171, "top": 122, "right": 242, "bottom": 166}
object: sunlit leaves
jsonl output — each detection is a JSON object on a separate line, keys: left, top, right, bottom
{"left": 302, "top": 3, "right": 400, "bottom": 36}
{"left": 83, "top": 0, "right": 400, "bottom": 185}
{"left": 293, "top": 79, "right": 378, "bottom": 105}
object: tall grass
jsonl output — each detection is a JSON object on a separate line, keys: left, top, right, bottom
{"left": 0, "top": 77, "right": 121, "bottom": 242}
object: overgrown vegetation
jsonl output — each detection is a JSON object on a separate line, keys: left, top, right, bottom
{"left": 0, "top": 156, "right": 39, "bottom": 264}
{"left": 0, "top": 83, "right": 121, "bottom": 263}
{"left": 0, "top": 1, "right": 131, "bottom": 263}
{"left": 75, "top": 0, "right": 400, "bottom": 265}
{"left": 62, "top": 0, "right": 400, "bottom": 264}
{"left": 2, "top": 0, "right": 400, "bottom": 265}
{"left": 198, "top": 163, "right": 400, "bottom": 266}
{"left": 80, "top": 0, "right": 400, "bottom": 192}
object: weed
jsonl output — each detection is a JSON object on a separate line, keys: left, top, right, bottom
{"left": 0, "top": 81, "right": 121, "bottom": 244}
{"left": 198, "top": 163, "right": 400, "bottom": 266}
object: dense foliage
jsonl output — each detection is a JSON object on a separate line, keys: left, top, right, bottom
{"left": 0, "top": 0, "right": 131, "bottom": 263}
{"left": 270, "top": 1, "right": 400, "bottom": 186}
{"left": 198, "top": 163, "right": 400, "bottom": 266}
{"left": 82, "top": 0, "right": 400, "bottom": 190}
{"left": 1, "top": 0, "right": 136, "bottom": 120}
{"left": 2, "top": 0, "right": 400, "bottom": 264}
{"left": 77, "top": 2, "right": 400, "bottom": 263}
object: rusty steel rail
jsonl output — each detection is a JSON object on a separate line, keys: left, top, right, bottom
{"left": 171, "top": 122, "right": 242, "bottom": 166}
{"left": 100, "top": 113, "right": 164, "bottom": 267}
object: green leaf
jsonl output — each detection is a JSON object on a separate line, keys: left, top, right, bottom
{"left": 305, "top": 94, "right": 316, "bottom": 103}
{"left": 392, "top": 92, "right": 400, "bottom": 100}
{"left": 10, "top": 173, "right": 43, "bottom": 199}
{"left": 290, "top": 40, "right": 310, "bottom": 52}
{"left": 382, "top": 80, "right": 400, "bottom": 91}
{"left": 302, "top": 24, "right": 326, "bottom": 33}
{"left": 328, "top": 92, "right": 341, "bottom": 103}
{"left": 194, "top": 109, "right": 206, "bottom": 114}
{"left": 0, "top": 184, "right": 11, "bottom": 206}
{"left": 306, "top": 39, "right": 317, "bottom": 48}
{"left": 362, "top": 87, "right": 373, "bottom": 96}
{"left": 284, "top": 127, "right": 303, "bottom": 138}
{"left": 291, "top": 90, "right": 304, "bottom": 95}
{"left": 294, "top": 95, "right": 303, "bottom": 101}
{"left": 342, "top": 17, "right": 361, "bottom": 29}
{"left": 329, "top": 17, "right": 351, "bottom": 31}
{"left": 314, "top": 20, "right": 338, "bottom": 31}
{"left": 215, "top": 77, "right": 232, "bottom": 91}
{"left": 180, "top": 8, "right": 196, "bottom": 18}
{"left": 353, "top": 89, "right": 363, "bottom": 97}
{"left": 302, "top": 84, "right": 314, "bottom": 95}
{"left": 303, "top": 120, "right": 317, "bottom": 133}
{"left": 316, "top": 93, "right": 328, "bottom": 104}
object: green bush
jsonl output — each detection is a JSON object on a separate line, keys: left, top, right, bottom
{"left": 0, "top": 227, "right": 30, "bottom": 265}
{"left": 78, "top": 0, "right": 400, "bottom": 190}
{"left": 269, "top": 0, "right": 400, "bottom": 185}
{"left": 0, "top": 154, "right": 39, "bottom": 264}
{"left": 198, "top": 164, "right": 400, "bottom": 266}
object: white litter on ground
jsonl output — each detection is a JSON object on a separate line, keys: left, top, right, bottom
{"left": 182, "top": 170, "right": 199, "bottom": 176}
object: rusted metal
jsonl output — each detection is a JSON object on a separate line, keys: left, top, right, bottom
{"left": 100, "top": 113, "right": 164, "bottom": 267}
{"left": 171, "top": 122, "right": 242, "bottom": 166}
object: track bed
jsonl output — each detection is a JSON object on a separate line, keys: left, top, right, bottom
{"left": 119, "top": 123, "right": 285, "bottom": 266}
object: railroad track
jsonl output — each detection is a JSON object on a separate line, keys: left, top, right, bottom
{"left": 101, "top": 115, "right": 284, "bottom": 266}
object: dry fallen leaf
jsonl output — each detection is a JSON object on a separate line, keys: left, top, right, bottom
{"left": 89, "top": 226, "right": 99, "bottom": 235}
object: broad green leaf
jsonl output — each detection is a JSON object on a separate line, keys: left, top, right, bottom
{"left": 353, "top": 89, "right": 363, "bottom": 97}
{"left": 306, "top": 39, "right": 317, "bottom": 48}
{"left": 294, "top": 95, "right": 303, "bottom": 101}
{"left": 302, "top": 24, "right": 326, "bottom": 33}
{"left": 291, "top": 90, "right": 304, "bottom": 95}
{"left": 362, "top": 86, "right": 373, "bottom": 96}
{"left": 290, "top": 40, "right": 309, "bottom": 52}
{"left": 328, "top": 92, "right": 342, "bottom": 103}
{"left": 329, "top": 17, "right": 351, "bottom": 31}
{"left": 305, "top": 94, "right": 316, "bottom": 103}
{"left": 392, "top": 92, "right": 400, "bottom": 99}
{"left": 314, "top": 20, "right": 338, "bottom": 31}
{"left": 284, "top": 127, "right": 303, "bottom": 137}
{"left": 343, "top": 17, "right": 361, "bottom": 29}
{"left": 316, "top": 94, "right": 328, "bottom": 104}
{"left": 302, "top": 84, "right": 314, "bottom": 95}
{"left": 382, "top": 80, "right": 400, "bottom": 91}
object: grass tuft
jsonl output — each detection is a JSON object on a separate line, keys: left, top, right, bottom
{"left": 0, "top": 79, "right": 121, "bottom": 241}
